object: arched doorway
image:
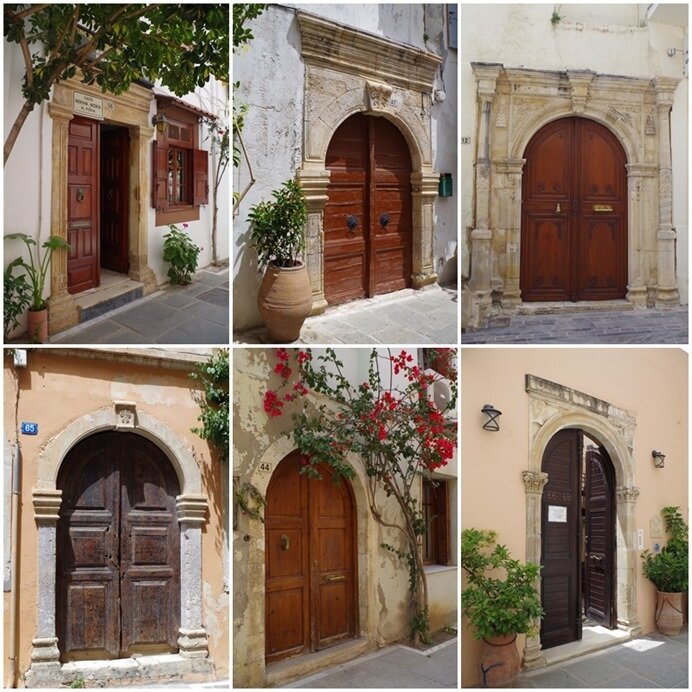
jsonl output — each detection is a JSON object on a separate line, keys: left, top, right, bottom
{"left": 324, "top": 113, "right": 413, "bottom": 305}
{"left": 540, "top": 429, "right": 616, "bottom": 650}
{"left": 265, "top": 451, "right": 357, "bottom": 663}
{"left": 56, "top": 431, "right": 180, "bottom": 661}
{"left": 520, "top": 116, "right": 628, "bottom": 302}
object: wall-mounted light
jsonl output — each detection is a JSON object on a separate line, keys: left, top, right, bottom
{"left": 652, "top": 450, "right": 666, "bottom": 468}
{"left": 481, "top": 404, "right": 502, "bottom": 432}
{"left": 152, "top": 112, "right": 169, "bottom": 134}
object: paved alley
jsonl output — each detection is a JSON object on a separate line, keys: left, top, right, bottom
{"left": 235, "top": 285, "right": 458, "bottom": 345}
{"left": 285, "top": 639, "right": 457, "bottom": 688}
{"left": 51, "top": 268, "right": 229, "bottom": 345}
{"left": 515, "top": 630, "right": 688, "bottom": 688}
{"left": 462, "top": 306, "right": 688, "bottom": 344}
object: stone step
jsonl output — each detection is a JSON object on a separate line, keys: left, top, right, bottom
{"left": 515, "top": 300, "right": 635, "bottom": 316}
{"left": 74, "top": 279, "right": 145, "bottom": 323}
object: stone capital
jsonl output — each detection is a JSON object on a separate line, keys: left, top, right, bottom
{"left": 652, "top": 76, "right": 680, "bottom": 103}
{"left": 616, "top": 485, "right": 640, "bottom": 503}
{"left": 33, "top": 490, "right": 62, "bottom": 523}
{"left": 472, "top": 62, "right": 502, "bottom": 102}
{"left": 522, "top": 470, "right": 548, "bottom": 494}
{"left": 47, "top": 102, "right": 74, "bottom": 123}
{"left": 176, "top": 494, "right": 209, "bottom": 524}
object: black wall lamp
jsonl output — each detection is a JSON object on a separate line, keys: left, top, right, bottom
{"left": 152, "top": 112, "right": 169, "bottom": 134}
{"left": 481, "top": 404, "right": 502, "bottom": 432}
{"left": 652, "top": 450, "right": 666, "bottom": 468}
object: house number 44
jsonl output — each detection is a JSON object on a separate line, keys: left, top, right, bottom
{"left": 259, "top": 463, "right": 272, "bottom": 472}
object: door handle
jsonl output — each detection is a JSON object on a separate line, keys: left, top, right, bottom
{"left": 324, "top": 574, "right": 346, "bottom": 582}
{"left": 280, "top": 534, "right": 290, "bottom": 551}
{"left": 593, "top": 204, "right": 613, "bottom": 212}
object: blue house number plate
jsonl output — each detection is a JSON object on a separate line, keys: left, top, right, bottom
{"left": 21, "top": 422, "right": 38, "bottom": 435}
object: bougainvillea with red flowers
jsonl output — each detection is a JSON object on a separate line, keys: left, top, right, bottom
{"left": 263, "top": 346, "right": 457, "bottom": 643}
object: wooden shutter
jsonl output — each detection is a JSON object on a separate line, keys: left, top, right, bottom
{"left": 193, "top": 149, "right": 209, "bottom": 205}
{"left": 433, "top": 481, "right": 450, "bottom": 566}
{"left": 152, "top": 139, "right": 169, "bottom": 211}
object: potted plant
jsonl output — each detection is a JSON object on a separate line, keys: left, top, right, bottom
{"left": 462, "top": 528, "right": 544, "bottom": 688}
{"left": 4, "top": 233, "right": 70, "bottom": 343}
{"left": 162, "top": 223, "right": 201, "bottom": 285}
{"left": 248, "top": 178, "right": 311, "bottom": 342}
{"left": 642, "top": 506, "right": 688, "bottom": 636}
{"left": 4, "top": 262, "right": 32, "bottom": 340}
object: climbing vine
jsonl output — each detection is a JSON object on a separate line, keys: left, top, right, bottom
{"left": 190, "top": 349, "right": 229, "bottom": 461}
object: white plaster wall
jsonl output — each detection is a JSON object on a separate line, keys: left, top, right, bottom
{"left": 233, "top": 4, "right": 458, "bottom": 331}
{"left": 460, "top": 4, "right": 688, "bottom": 302}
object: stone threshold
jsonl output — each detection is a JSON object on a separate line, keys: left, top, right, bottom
{"left": 73, "top": 276, "right": 145, "bottom": 323}
{"left": 514, "top": 299, "right": 635, "bottom": 316}
{"left": 266, "top": 637, "right": 369, "bottom": 688}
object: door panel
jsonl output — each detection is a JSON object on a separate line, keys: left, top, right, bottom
{"left": 521, "top": 117, "right": 627, "bottom": 302}
{"left": 68, "top": 117, "right": 100, "bottom": 293}
{"left": 101, "top": 129, "right": 130, "bottom": 274}
{"left": 265, "top": 452, "right": 356, "bottom": 663}
{"left": 325, "top": 114, "right": 412, "bottom": 305}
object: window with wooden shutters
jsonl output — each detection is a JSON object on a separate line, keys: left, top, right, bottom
{"left": 422, "top": 479, "right": 450, "bottom": 566}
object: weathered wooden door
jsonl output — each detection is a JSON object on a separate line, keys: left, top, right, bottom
{"left": 583, "top": 444, "right": 615, "bottom": 627}
{"left": 68, "top": 116, "right": 100, "bottom": 293}
{"left": 265, "top": 452, "right": 356, "bottom": 663}
{"left": 57, "top": 432, "right": 180, "bottom": 660}
{"left": 521, "top": 117, "right": 627, "bottom": 302}
{"left": 100, "top": 128, "right": 130, "bottom": 274}
{"left": 324, "top": 114, "right": 412, "bottom": 305}
{"left": 540, "top": 429, "right": 581, "bottom": 649}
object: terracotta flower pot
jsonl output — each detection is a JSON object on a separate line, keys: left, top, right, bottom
{"left": 656, "top": 590, "right": 684, "bottom": 636}
{"left": 257, "top": 261, "right": 312, "bottom": 343}
{"left": 27, "top": 308, "right": 48, "bottom": 343}
{"left": 478, "top": 634, "right": 520, "bottom": 688}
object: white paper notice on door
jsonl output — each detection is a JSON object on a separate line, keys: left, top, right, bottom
{"left": 548, "top": 505, "right": 567, "bottom": 523}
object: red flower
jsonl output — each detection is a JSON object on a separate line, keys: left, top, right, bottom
{"left": 378, "top": 425, "right": 387, "bottom": 441}
{"left": 275, "top": 348, "right": 290, "bottom": 361}
{"left": 263, "top": 390, "right": 284, "bottom": 417}
{"left": 298, "top": 351, "right": 310, "bottom": 364}
{"left": 274, "top": 362, "right": 292, "bottom": 379}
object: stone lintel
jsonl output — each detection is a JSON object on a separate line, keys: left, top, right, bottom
{"left": 33, "top": 490, "right": 62, "bottom": 522}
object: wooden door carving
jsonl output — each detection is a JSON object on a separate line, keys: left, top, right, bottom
{"left": 521, "top": 117, "right": 627, "bottom": 302}
{"left": 265, "top": 452, "right": 356, "bottom": 663}
{"left": 57, "top": 432, "right": 180, "bottom": 661}
{"left": 100, "top": 128, "right": 130, "bottom": 274}
{"left": 324, "top": 114, "right": 412, "bottom": 305}
{"left": 68, "top": 116, "right": 100, "bottom": 293}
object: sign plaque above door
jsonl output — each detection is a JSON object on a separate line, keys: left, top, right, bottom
{"left": 73, "top": 91, "right": 104, "bottom": 120}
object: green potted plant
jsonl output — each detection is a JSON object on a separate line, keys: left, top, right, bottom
{"left": 162, "top": 223, "right": 201, "bottom": 285}
{"left": 4, "top": 233, "right": 70, "bottom": 342}
{"left": 247, "top": 178, "right": 311, "bottom": 342}
{"left": 4, "top": 262, "right": 32, "bottom": 340}
{"left": 642, "top": 506, "right": 688, "bottom": 636}
{"left": 462, "top": 528, "right": 544, "bottom": 688}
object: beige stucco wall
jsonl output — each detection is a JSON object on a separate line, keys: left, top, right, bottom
{"left": 461, "top": 347, "right": 688, "bottom": 687}
{"left": 3, "top": 349, "right": 228, "bottom": 685}
{"left": 233, "top": 348, "right": 458, "bottom": 687}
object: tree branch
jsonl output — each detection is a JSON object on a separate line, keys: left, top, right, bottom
{"left": 5, "top": 4, "right": 49, "bottom": 22}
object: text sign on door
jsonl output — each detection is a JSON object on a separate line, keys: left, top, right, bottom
{"left": 548, "top": 505, "right": 567, "bottom": 523}
{"left": 21, "top": 422, "right": 38, "bottom": 435}
{"left": 74, "top": 92, "right": 104, "bottom": 120}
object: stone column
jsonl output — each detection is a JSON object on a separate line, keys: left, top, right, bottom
{"left": 616, "top": 485, "right": 642, "bottom": 635}
{"left": 25, "top": 490, "right": 63, "bottom": 687}
{"left": 128, "top": 124, "right": 158, "bottom": 294}
{"left": 624, "top": 164, "right": 657, "bottom": 307}
{"left": 497, "top": 158, "right": 525, "bottom": 308}
{"left": 521, "top": 470, "right": 548, "bottom": 670}
{"left": 46, "top": 103, "right": 80, "bottom": 335}
{"left": 297, "top": 165, "right": 330, "bottom": 314}
{"left": 411, "top": 169, "right": 439, "bottom": 288}
{"left": 176, "top": 494, "right": 209, "bottom": 658}
{"left": 652, "top": 78, "right": 680, "bottom": 306}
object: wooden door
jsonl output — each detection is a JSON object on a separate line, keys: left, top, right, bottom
{"left": 540, "top": 429, "right": 581, "bottom": 649}
{"left": 100, "top": 128, "right": 130, "bottom": 274}
{"left": 68, "top": 116, "right": 100, "bottom": 293}
{"left": 584, "top": 445, "right": 615, "bottom": 627}
{"left": 57, "top": 432, "right": 180, "bottom": 661}
{"left": 324, "top": 114, "right": 412, "bottom": 305}
{"left": 265, "top": 452, "right": 356, "bottom": 663}
{"left": 521, "top": 117, "right": 627, "bottom": 302}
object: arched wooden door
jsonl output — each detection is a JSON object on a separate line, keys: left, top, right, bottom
{"left": 265, "top": 451, "right": 357, "bottom": 663}
{"left": 57, "top": 432, "right": 180, "bottom": 661}
{"left": 324, "top": 113, "right": 413, "bottom": 305}
{"left": 521, "top": 117, "right": 627, "bottom": 302}
{"left": 540, "top": 430, "right": 616, "bottom": 650}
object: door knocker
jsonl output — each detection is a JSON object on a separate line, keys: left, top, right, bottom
{"left": 76, "top": 188, "right": 85, "bottom": 203}
{"left": 280, "top": 534, "right": 290, "bottom": 551}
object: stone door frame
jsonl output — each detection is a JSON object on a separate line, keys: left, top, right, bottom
{"left": 26, "top": 404, "right": 209, "bottom": 687}
{"left": 296, "top": 12, "right": 443, "bottom": 314}
{"left": 47, "top": 77, "right": 158, "bottom": 335}
{"left": 465, "top": 63, "right": 680, "bottom": 328}
{"left": 521, "top": 374, "right": 640, "bottom": 669}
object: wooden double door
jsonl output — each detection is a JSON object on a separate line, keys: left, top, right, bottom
{"left": 324, "top": 113, "right": 413, "bottom": 305}
{"left": 521, "top": 117, "right": 627, "bottom": 302}
{"left": 67, "top": 117, "right": 130, "bottom": 293}
{"left": 57, "top": 432, "right": 180, "bottom": 660}
{"left": 265, "top": 452, "right": 357, "bottom": 663}
{"left": 540, "top": 429, "right": 616, "bottom": 649}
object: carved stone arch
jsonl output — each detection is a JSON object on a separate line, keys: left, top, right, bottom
{"left": 521, "top": 375, "right": 640, "bottom": 670}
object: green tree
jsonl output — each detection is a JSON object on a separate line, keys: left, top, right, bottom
{"left": 4, "top": 4, "right": 229, "bottom": 164}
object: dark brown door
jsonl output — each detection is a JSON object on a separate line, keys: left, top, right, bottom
{"left": 57, "top": 432, "right": 180, "bottom": 661}
{"left": 68, "top": 116, "right": 100, "bottom": 293}
{"left": 100, "top": 128, "right": 130, "bottom": 274}
{"left": 584, "top": 444, "right": 615, "bottom": 627}
{"left": 265, "top": 452, "right": 356, "bottom": 663}
{"left": 521, "top": 117, "right": 627, "bottom": 302}
{"left": 540, "top": 429, "right": 581, "bottom": 649}
{"left": 324, "top": 114, "right": 412, "bottom": 305}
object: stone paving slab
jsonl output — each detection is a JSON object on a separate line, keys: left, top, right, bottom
{"left": 463, "top": 306, "right": 688, "bottom": 344}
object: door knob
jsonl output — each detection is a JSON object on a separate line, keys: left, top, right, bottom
{"left": 346, "top": 215, "right": 358, "bottom": 231}
{"left": 280, "top": 534, "right": 290, "bottom": 551}
{"left": 379, "top": 213, "right": 390, "bottom": 228}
